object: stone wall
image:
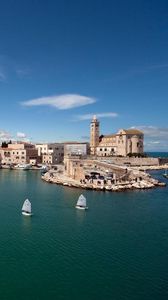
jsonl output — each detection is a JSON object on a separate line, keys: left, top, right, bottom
{"left": 104, "top": 157, "right": 160, "bottom": 166}
{"left": 158, "top": 158, "right": 168, "bottom": 165}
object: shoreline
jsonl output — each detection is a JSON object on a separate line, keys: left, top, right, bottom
{"left": 138, "top": 164, "right": 168, "bottom": 171}
{"left": 41, "top": 169, "right": 166, "bottom": 192}
{"left": 1, "top": 163, "right": 167, "bottom": 191}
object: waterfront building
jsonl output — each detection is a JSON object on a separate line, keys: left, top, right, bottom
{"left": 35, "top": 143, "right": 64, "bottom": 164}
{"left": 64, "top": 154, "right": 126, "bottom": 181}
{"left": 64, "top": 142, "right": 89, "bottom": 157}
{"left": 90, "top": 116, "right": 144, "bottom": 157}
{"left": 0, "top": 142, "right": 39, "bottom": 165}
{"left": 48, "top": 143, "right": 64, "bottom": 164}
{"left": 35, "top": 143, "right": 49, "bottom": 156}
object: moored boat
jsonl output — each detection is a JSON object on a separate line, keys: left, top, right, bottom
{"left": 17, "top": 164, "right": 32, "bottom": 170}
{"left": 163, "top": 170, "right": 168, "bottom": 178}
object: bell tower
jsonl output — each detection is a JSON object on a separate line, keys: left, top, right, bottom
{"left": 90, "top": 115, "right": 100, "bottom": 155}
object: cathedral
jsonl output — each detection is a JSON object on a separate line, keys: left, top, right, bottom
{"left": 90, "top": 116, "right": 144, "bottom": 157}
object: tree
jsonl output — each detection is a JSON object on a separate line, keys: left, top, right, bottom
{"left": 1, "top": 141, "right": 8, "bottom": 148}
{"left": 127, "top": 152, "right": 148, "bottom": 158}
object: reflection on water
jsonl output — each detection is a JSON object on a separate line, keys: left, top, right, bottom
{"left": 75, "top": 209, "right": 87, "bottom": 223}
{"left": 22, "top": 215, "right": 32, "bottom": 232}
{"left": 0, "top": 169, "right": 27, "bottom": 185}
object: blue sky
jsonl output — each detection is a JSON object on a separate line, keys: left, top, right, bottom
{"left": 0, "top": 0, "right": 168, "bottom": 151}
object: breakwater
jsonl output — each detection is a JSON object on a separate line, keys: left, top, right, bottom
{"left": 42, "top": 170, "right": 166, "bottom": 191}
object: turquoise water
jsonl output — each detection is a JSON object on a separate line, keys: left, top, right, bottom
{"left": 0, "top": 169, "right": 168, "bottom": 299}
{"left": 147, "top": 152, "right": 168, "bottom": 158}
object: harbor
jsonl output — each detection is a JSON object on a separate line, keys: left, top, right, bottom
{"left": 0, "top": 168, "right": 168, "bottom": 299}
{"left": 41, "top": 158, "right": 167, "bottom": 191}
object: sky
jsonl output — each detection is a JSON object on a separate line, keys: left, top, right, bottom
{"left": 0, "top": 0, "right": 168, "bottom": 151}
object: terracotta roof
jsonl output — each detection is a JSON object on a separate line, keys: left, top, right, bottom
{"left": 0, "top": 147, "right": 13, "bottom": 150}
{"left": 102, "top": 134, "right": 116, "bottom": 138}
{"left": 123, "top": 129, "right": 143, "bottom": 135}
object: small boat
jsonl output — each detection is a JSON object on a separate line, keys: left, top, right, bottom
{"left": 22, "top": 199, "right": 32, "bottom": 216}
{"left": 75, "top": 194, "right": 88, "bottom": 210}
{"left": 163, "top": 170, "right": 168, "bottom": 178}
{"left": 17, "top": 164, "right": 32, "bottom": 170}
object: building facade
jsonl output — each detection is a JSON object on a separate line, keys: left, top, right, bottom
{"left": 35, "top": 143, "right": 64, "bottom": 164}
{"left": 64, "top": 142, "right": 89, "bottom": 157}
{"left": 90, "top": 116, "right": 144, "bottom": 157}
{"left": 0, "top": 142, "right": 39, "bottom": 165}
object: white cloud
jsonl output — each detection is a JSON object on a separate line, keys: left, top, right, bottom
{"left": 149, "top": 141, "right": 160, "bottom": 144}
{"left": 109, "top": 63, "right": 168, "bottom": 81}
{"left": 16, "top": 68, "right": 30, "bottom": 78}
{"left": 0, "top": 130, "right": 30, "bottom": 143}
{"left": 17, "top": 132, "right": 26, "bottom": 138}
{"left": 75, "top": 112, "right": 118, "bottom": 121}
{"left": 0, "top": 130, "right": 11, "bottom": 140}
{"left": 21, "top": 94, "right": 96, "bottom": 110}
{"left": 131, "top": 126, "right": 168, "bottom": 138}
{"left": 131, "top": 125, "right": 168, "bottom": 151}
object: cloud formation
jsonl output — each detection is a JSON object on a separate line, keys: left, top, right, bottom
{"left": 0, "top": 130, "right": 11, "bottom": 140}
{"left": 131, "top": 125, "right": 168, "bottom": 151}
{"left": 21, "top": 94, "right": 96, "bottom": 110}
{"left": 75, "top": 112, "right": 118, "bottom": 121}
{"left": 0, "top": 130, "right": 29, "bottom": 142}
{"left": 109, "top": 63, "right": 168, "bottom": 82}
{"left": 16, "top": 68, "right": 30, "bottom": 78}
{"left": 132, "top": 126, "right": 168, "bottom": 138}
{"left": 17, "top": 132, "right": 26, "bottom": 138}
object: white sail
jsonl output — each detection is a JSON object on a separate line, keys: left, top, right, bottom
{"left": 22, "top": 199, "right": 31, "bottom": 213}
{"left": 76, "top": 194, "right": 86, "bottom": 207}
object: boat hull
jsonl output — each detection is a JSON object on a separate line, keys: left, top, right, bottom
{"left": 22, "top": 211, "right": 32, "bottom": 216}
{"left": 75, "top": 205, "right": 88, "bottom": 210}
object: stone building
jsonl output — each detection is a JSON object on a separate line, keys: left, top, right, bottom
{"left": 90, "top": 116, "right": 144, "bottom": 157}
{"left": 0, "top": 142, "right": 39, "bottom": 165}
{"left": 35, "top": 143, "right": 64, "bottom": 164}
{"left": 64, "top": 142, "right": 89, "bottom": 156}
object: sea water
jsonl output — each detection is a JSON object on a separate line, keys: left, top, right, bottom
{"left": 0, "top": 169, "right": 168, "bottom": 299}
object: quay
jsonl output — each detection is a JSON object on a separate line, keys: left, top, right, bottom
{"left": 41, "top": 155, "right": 167, "bottom": 192}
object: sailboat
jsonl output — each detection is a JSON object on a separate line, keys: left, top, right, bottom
{"left": 163, "top": 170, "right": 168, "bottom": 179}
{"left": 22, "top": 199, "right": 32, "bottom": 216}
{"left": 75, "top": 194, "right": 88, "bottom": 210}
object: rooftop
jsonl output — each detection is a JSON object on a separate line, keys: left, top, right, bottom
{"left": 123, "top": 129, "right": 143, "bottom": 135}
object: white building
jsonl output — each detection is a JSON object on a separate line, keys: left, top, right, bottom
{"left": 64, "top": 142, "right": 89, "bottom": 156}
{"left": 35, "top": 143, "right": 64, "bottom": 164}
